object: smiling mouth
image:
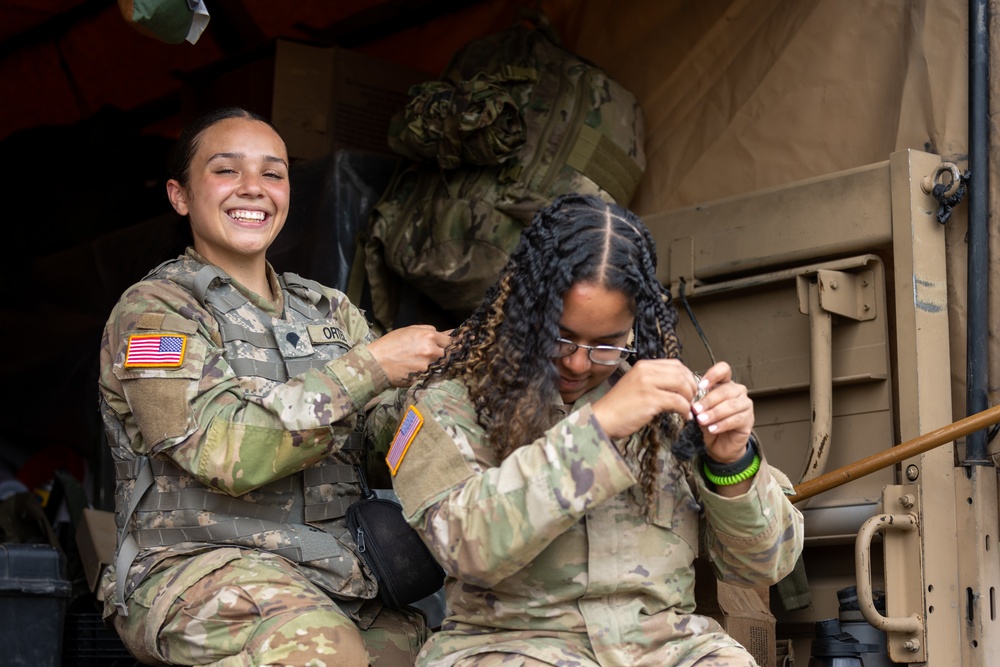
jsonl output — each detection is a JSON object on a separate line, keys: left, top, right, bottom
{"left": 228, "top": 209, "right": 267, "bottom": 223}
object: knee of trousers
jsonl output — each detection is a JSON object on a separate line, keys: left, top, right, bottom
{"left": 243, "top": 605, "right": 370, "bottom": 667}
{"left": 125, "top": 600, "right": 372, "bottom": 667}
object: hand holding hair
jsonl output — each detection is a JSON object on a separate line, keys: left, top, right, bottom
{"left": 368, "top": 325, "right": 453, "bottom": 387}
{"left": 591, "top": 358, "right": 699, "bottom": 440}
{"left": 689, "top": 361, "right": 754, "bottom": 464}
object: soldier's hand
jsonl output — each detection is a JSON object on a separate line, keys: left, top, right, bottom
{"left": 591, "top": 358, "right": 699, "bottom": 440}
{"left": 367, "top": 325, "right": 452, "bottom": 387}
{"left": 692, "top": 361, "right": 754, "bottom": 463}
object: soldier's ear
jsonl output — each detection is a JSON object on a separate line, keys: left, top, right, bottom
{"left": 166, "top": 179, "right": 189, "bottom": 216}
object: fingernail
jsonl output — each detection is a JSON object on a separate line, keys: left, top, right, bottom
{"left": 699, "top": 378, "right": 709, "bottom": 391}
{"left": 707, "top": 424, "right": 718, "bottom": 433}
{"left": 697, "top": 413, "right": 709, "bottom": 424}
{"left": 693, "top": 402, "right": 702, "bottom": 413}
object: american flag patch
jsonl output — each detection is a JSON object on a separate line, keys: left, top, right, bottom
{"left": 124, "top": 334, "right": 187, "bottom": 368}
{"left": 386, "top": 406, "right": 423, "bottom": 475}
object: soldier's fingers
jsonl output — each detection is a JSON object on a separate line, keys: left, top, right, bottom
{"left": 695, "top": 392, "right": 754, "bottom": 433}
{"left": 698, "top": 361, "right": 733, "bottom": 392}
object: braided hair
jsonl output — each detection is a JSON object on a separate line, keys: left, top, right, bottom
{"left": 414, "top": 192, "right": 691, "bottom": 511}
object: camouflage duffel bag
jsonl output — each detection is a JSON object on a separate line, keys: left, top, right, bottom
{"left": 362, "top": 10, "right": 646, "bottom": 330}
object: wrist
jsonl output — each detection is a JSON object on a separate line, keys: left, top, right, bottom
{"left": 703, "top": 434, "right": 758, "bottom": 474}
{"left": 702, "top": 434, "right": 760, "bottom": 487}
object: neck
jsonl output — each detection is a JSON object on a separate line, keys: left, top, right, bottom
{"left": 195, "top": 246, "right": 272, "bottom": 301}
{"left": 231, "top": 265, "right": 273, "bottom": 302}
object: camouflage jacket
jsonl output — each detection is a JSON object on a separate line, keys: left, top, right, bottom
{"left": 98, "top": 248, "right": 393, "bottom": 622}
{"left": 390, "top": 372, "right": 804, "bottom": 666}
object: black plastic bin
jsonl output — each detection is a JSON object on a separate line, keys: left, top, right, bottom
{"left": 0, "top": 543, "right": 71, "bottom": 666}
{"left": 62, "top": 609, "right": 137, "bottom": 666}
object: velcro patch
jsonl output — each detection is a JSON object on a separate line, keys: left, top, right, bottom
{"left": 308, "top": 324, "right": 348, "bottom": 345}
{"left": 124, "top": 334, "right": 187, "bottom": 368}
{"left": 386, "top": 406, "right": 423, "bottom": 475}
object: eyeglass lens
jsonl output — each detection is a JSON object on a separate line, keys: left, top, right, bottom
{"left": 554, "top": 339, "right": 628, "bottom": 365}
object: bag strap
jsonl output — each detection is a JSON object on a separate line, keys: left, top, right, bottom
{"left": 354, "top": 464, "right": 377, "bottom": 500}
{"left": 115, "top": 456, "right": 154, "bottom": 616}
{"left": 346, "top": 233, "right": 368, "bottom": 314}
{"left": 567, "top": 124, "right": 646, "bottom": 206}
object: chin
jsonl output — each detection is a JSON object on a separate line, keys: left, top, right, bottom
{"left": 559, "top": 389, "right": 586, "bottom": 404}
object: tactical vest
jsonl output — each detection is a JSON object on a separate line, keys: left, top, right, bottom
{"left": 105, "top": 256, "right": 377, "bottom": 613}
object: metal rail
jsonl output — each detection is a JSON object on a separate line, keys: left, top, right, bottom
{"left": 792, "top": 404, "right": 1000, "bottom": 502}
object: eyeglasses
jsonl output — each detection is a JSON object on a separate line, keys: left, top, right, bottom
{"left": 552, "top": 337, "right": 635, "bottom": 366}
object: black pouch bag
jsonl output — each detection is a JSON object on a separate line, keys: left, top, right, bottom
{"left": 346, "top": 467, "right": 446, "bottom": 608}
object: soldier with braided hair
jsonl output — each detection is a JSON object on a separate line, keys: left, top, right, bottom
{"left": 383, "top": 192, "right": 804, "bottom": 666}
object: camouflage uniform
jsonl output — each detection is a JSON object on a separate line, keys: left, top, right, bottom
{"left": 98, "top": 248, "right": 426, "bottom": 666}
{"left": 391, "top": 369, "right": 804, "bottom": 667}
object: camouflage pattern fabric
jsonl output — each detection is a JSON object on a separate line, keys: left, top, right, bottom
{"left": 98, "top": 248, "right": 423, "bottom": 664}
{"left": 390, "top": 370, "right": 804, "bottom": 667}
{"left": 443, "top": 646, "right": 768, "bottom": 667}
{"left": 113, "top": 548, "right": 427, "bottom": 666}
{"left": 389, "top": 72, "right": 530, "bottom": 170}
{"left": 363, "top": 13, "right": 646, "bottom": 329}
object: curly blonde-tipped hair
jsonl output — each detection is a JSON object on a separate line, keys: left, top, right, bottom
{"left": 414, "top": 192, "right": 687, "bottom": 512}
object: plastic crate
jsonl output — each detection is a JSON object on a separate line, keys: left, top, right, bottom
{"left": 62, "top": 611, "right": 137, "bottom": 666}
{"left": 0, "top": 543, "right": 71, "bottom": 666}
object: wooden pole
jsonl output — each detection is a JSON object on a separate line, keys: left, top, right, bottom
{"left": 792, "top": 403, "right": 1000, "bottom": 503}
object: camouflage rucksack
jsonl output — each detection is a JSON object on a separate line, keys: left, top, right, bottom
{"left": 362, "top": 11, "right": 646, "bottom": 330}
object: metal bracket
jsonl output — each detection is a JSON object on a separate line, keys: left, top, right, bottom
{"left": 796, "top": 269, "right": 877, "bottom": 321}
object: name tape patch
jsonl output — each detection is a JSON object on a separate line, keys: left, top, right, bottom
{"left": 124, "top": 334, "right": 187, "bottom": 368}
{"left": 386, "top": 406, "right": 423, "bottom": 475}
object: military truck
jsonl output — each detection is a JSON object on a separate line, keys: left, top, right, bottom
{"left": 652, "top": 149, "right": 995, "bottom": 667}
{"left": 348, "top": 3, "right": 1000, "bottom": 666}
{"left": 3, "top": 1, "right": 998, "bottom": 666}
{"left": 621, "top": 3, "right": 1000, "bottom": 666}
{"left": 352, "top": 3, "right": 1000, "bottom": 664}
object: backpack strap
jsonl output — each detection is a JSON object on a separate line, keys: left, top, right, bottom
{"left": 568, "top": 124, "right": 645, "bottom": 206}
{"left": 346, "top": 233, "right": 368, "bottom": 315}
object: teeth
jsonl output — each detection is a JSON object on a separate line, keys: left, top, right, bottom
{"left": 230, "top": 210, "right": 265, "bottom": 222}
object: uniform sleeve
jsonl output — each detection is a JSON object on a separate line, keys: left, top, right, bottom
{"left": 390, "top": 381, "right": 637, "bottom": 588}
{"left": 693, "top": 446, "right": 805, "bottom": 587}
{"left": 99, "top": 280, "right": 391, "bottom": 497}
{"left": 361, "top": 386, "right": 409, "bottom": 489}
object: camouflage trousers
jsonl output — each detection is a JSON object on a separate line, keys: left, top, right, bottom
{"left": 114, "top": 548, "right": 428, "bottom": 666}
{"left": 417, "top": 628, "right": 758, "bottom": 667}
{"left": 444, "top": 649, "right": 757, "bottom": 666}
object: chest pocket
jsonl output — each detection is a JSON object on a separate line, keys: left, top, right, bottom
{"left": 275, "top": 323, "right": 352, "bottom": 378}
{"left": 209, "top": 290, "right": 353, "bottom": 382}
{"left": 649, "top": 455, "right": 701, "bottom": 554}
{"left": 274, "top": 322, "right": 315, "bottom": 358}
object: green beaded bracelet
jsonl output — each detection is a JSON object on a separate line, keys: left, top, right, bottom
{"left": 703, "top": 454, "right": 761, "bottom": 486}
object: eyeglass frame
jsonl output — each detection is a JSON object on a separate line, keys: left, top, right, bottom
{"left": 551, "top": 337, "right": 636, "bottom": 366}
